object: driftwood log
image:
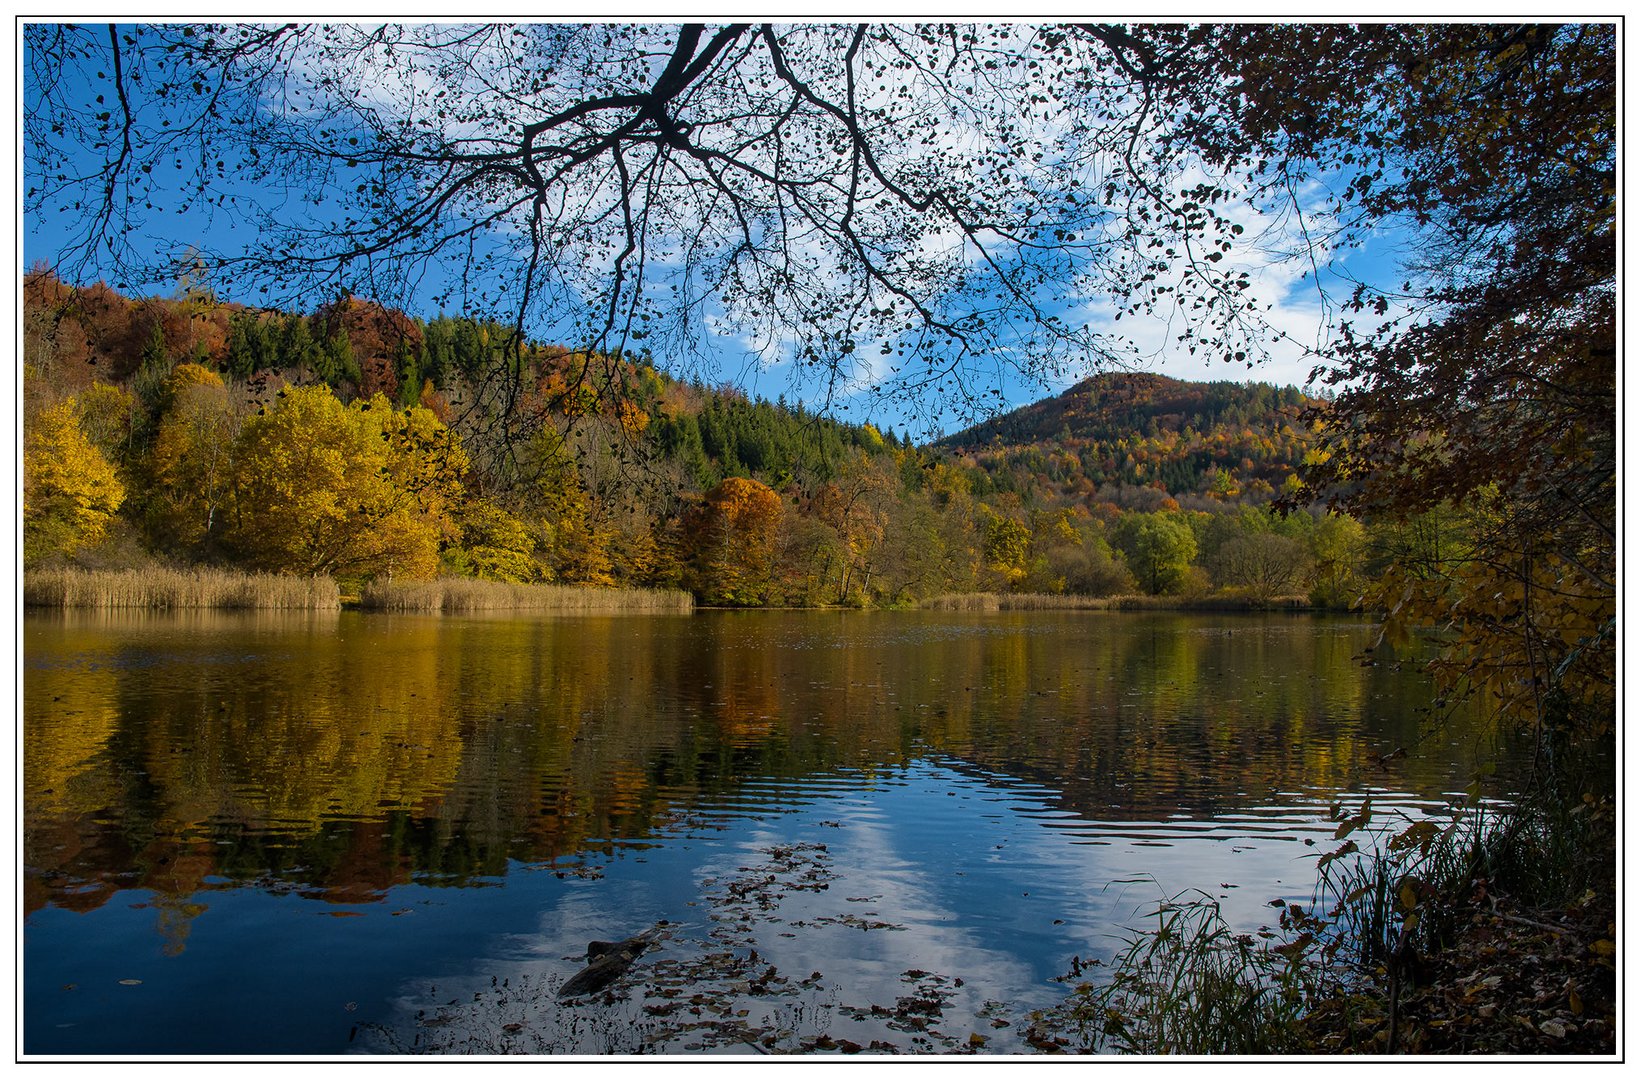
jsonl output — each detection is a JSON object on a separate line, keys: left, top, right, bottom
{"left": 558, "top": 925, "right": 666, "bottom": 999}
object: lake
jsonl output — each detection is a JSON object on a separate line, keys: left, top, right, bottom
{"left": 22, "top": 608, "right": 1516, "bottom": 1055}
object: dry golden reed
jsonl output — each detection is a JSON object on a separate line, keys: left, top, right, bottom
{"left": 921, "top": 592, "right": 1312, "bottom": 612}
{"left": 25, "top": 567, "right": 341, "bottom": 609}
{"left": 920, "top": 592, "right": 1118, "bottom": 612}
{"left": 358, "top": 577, "right": 695, "bottom": 614}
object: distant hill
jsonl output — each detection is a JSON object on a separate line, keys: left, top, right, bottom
{"left": 939, "top": 372, "right": 1322, "bottom": 508}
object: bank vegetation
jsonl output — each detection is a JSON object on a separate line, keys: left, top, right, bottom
{"left": 24, "top": 566, "right": 341, "bottom": 610}
{"left": 358, "top": 577, "right": 694, "bottom": 614}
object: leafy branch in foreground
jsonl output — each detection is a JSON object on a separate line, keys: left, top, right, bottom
{"left": 37, "top": 23, "right": 1594, "bottom": 430}
{"left": 1282, "top": 25, "right": 1615, "bottom": 756}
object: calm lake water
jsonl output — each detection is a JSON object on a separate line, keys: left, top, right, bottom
{"left": 23, "top": 609, "right": 1517, "bottom": 1055}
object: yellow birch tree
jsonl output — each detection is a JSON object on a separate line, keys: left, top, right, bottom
{"left": 24, "top": 400, "right": 126, "bottom": 564}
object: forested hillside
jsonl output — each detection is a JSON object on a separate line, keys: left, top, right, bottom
{"left": 23, "top": 271, "right": 1377, "bottom": 607}
{"left": 943, "top": 372, "right": 1320, "bottom": 507}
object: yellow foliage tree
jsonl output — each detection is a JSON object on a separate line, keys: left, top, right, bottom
{"left": 226, "top": 385, "right": 466, "bottom": 580}
{"left": 528, "top": 426, "right": 615, "bottom": 585}
{"left": 980, "top": 507, "right": 1031, "bottom": 585}
{"left": 445, "top": 499, "right": 539, "bottom": 583}
{"left": 73, "top": 382, "right": 136, "bottom": 461}
{"left": 146, "top": 366, "right": 237, "bottom": 549}
{"left": 24, "top": 400, "right": 126, "bottom": 564}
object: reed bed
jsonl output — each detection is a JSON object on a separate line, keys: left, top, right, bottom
{"left": 921, "top": 592, "right": 1314, "bottom": 612}
{"left": 24, "top": 567, "right": 341, "bottom": 610}
{"left": 357, "top": 577, "right": 695, "bottom": 614}
{"left": 921, "top": 592, "right": 1118, "bottom": 612}
{"left": 1109, "top": 593, "right": 1313, "bottom": 611}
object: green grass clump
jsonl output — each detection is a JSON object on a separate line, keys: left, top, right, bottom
{"left": 1045, "top": 892, "right": 1319, "bottom": 1054}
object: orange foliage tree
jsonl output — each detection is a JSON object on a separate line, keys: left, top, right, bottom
{"left": 313, "top": 296, "right": 423, "bottom": 401}
{"left": 687, "top": 477, "right": 784, "bottom": 605}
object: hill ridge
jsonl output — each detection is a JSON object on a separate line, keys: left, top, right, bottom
{"left": 942, "top": 370, "right": 1320, "bottom": 506}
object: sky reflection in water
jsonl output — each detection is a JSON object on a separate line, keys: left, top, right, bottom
{"left": 23, "top": 609, "right": 1514, "bottom": 1054}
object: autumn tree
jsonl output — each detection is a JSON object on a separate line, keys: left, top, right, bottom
{"left": 776, "top": 508, "right": 848, "bottom": 606}
{"left": 1307, "top": 512, "right": 1368, "bottom": 609}
{"left": 1238, "top": 26, "right": 1619, "bottom": 742}
{"left": 869, "top": 489, "right": 980, "bottom": 602}
{"left": 524, "top": 426, "right": 614, "bottom": 586}
{"left": 979, "top": 510, "right": 1032, "bottom": 587}
{"left": 1210, "top": 532, "right": 1312, "bottom": 601}
{"left": 687, "top": 477, "right": 784, "bottom": 605}
{"left": 144, "top": 363, "right": 241, "bottom": 550}
{"left": 1034, "top": 510, "right": 1132, "bottom": 596}
{"left": 225, "top": 385, "right": 466, "bottom": 579}
{"left": 72, "top": 381, "right": 137, "bottom": 464}
{"left": 23, "top": 267, "right": 98, "bottom": 391}
{"left": 24, "top": 399, "right": 127, "bottom": 564}
{"left": 443, "top": 500, "right": 541, "bottom": 583}
{"left": 807, "top": 451, "right": 895, "bottom": 603}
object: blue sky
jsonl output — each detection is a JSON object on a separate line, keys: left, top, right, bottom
{"left": 21, "top": 22, "right": 1411, "bottom": 439}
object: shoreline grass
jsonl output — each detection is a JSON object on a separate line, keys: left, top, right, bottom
{"left": 920, "top": 591, "right": 1316, "bottom": 612}
{"left": 1042, "top": 753, "right": 1615, "bottom": 1055}
{"left": 357, "top": 577, "right": 695, "bottom": 614}
{"left": 24, "top": 566, "right": 341, "bottom": 609}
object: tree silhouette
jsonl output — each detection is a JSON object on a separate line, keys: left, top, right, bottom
{"left": 26, "top": 22, "right": 1285, "bottom": 434}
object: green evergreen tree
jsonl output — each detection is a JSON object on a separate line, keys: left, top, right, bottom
{"left": 280, "top": 315, "right": 322, "bottom": 374}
